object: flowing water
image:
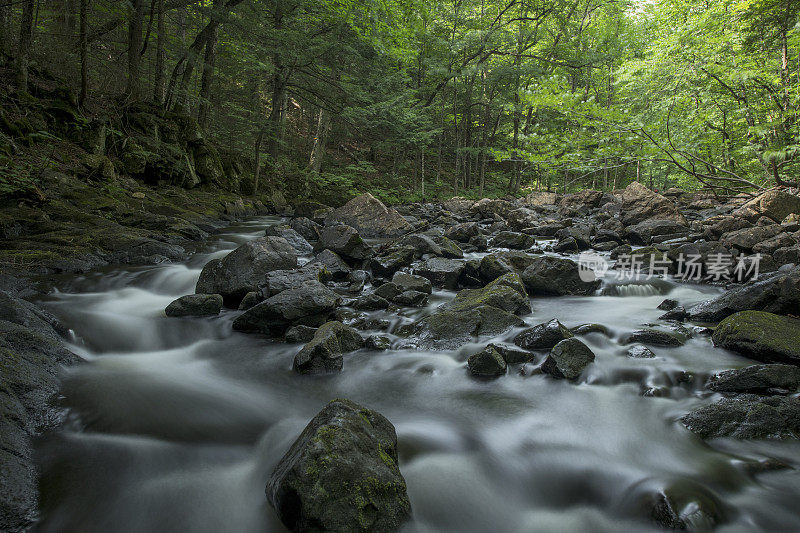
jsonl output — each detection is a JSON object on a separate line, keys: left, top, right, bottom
{"left": 34, "top": 218, "right": 800, "bottom": 532}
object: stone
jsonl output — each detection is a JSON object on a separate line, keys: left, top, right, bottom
{"left": 311, "top": 249, "right": 351, "bottom": 280}
{"left": 621, "top": 329, "right": 685, "bottom": 347}
{"left": 164, "top": 293, "right": 223, "bottom": 317}
{"left": 314, "top": 224, "right": 373, "bottom": 261}
{"left": 325, "top": 193, "right": 412, "bottom": 237}
{"left": 681, "top": 394, "right": 800, "bottom": 439}
{"left": 521, "top": 256, "right": 600, "bottom": 296}
{"left": 195, "top": 236, "right": 297, "bottom": 306}
{"left": 688, "top": 267, "right": 800, "bottom": 322}
{"left": 265, "top": 224, "right": 313, "bottom": 254}
{"left": 514, "top": 318, "right": 573, "bottom": 350}
{"left": 487, "top": 343, "right": 535, "bottom": 364}
{"left": 392, "top": 290, "right": 428, "bottom": 307}
{"left": 720, "top": 224, "right": 783, "bottom": 253}
{"left": 266, "top": 399, "right": 411, "bottom": 531}
{"left": 647, "top": 484, "right": 722, "bottom": 530}
{"left": 373, "top": 282, "right": 402, "bottom": 301}
{"left": 354, "top": 293, "right": 391, "bottom": 311}
{"left": 263, "top": 263, "right": 330, "bottom": 297}
{"left": 290, "top": 217, "right": 321, "bottom": 242}
{"left": 415, "top": 257, "right": 465, "bottom": 289}
{"left": 625, "top": 219, "right": 688, "bottom": 245}
{"left": 707, "top": 364, "right": 800, "bottom": 393}
{"left": 365, "top": 335, "right": 392, "bottom": 350}
{"left": 369, "top": 245, "right": 416, "bottom": 278}
{"left": 621, "top": 181, "right": 687, "bottom": 225}
{"left": 285, "top": 325, "right": 318, "bottom": 343}
{"left": 293, "top": 321, "right": 364, "bottom": 374}
{"left": 467, "top": 346, "right": 507, "bottom": 377}
{"left": 558, "top": 189, "right": 604, "bottom": 209}
{"left": 570, "top": 323, "right": 611, "bottom": 336}
{"left": 491, "top": 231, "right": 535, "bottom": 250}
{"left": 238, "top": 291, "right": 262, "bottom": 310}
{"left": 478, "top": 251, "right": 536, "bottom": 281}
{"left": 541, "top": 338, "right": 596, "bottom": 379}
{"left": 399, "top": 306, "right": 524, "bottom": 350}
{"left": 444, "top": 222, "right": 479, "bottom": 243}
{"left": 232, "top": 281, "right": 341, "bottom": 334}
{"left": 440, "top": 272, "right": 530, "bottom": 316}
{"left": 657, "top": 299, "right": 678, "bottom": 311}
{"left": 553, "top": 236, "right": 579, "bottom": 253}
{"left": 752, "top": 232, "right": 796, "bottom": 255}
{"left": 391, "top": 272, "right": 432, "bottom": 294}
{"left": 626, "top": 344, "right": 656, "bottom": 358}
{"left": 774, "top": 246, "right": 800, "bottom": 265}
{"left": 712, "top": 311, "right": 800, "bottom": 365}
{"left": 734, "top": 190, "right": 800, "bottom": 223}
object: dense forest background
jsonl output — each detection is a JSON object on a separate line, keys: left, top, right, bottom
{"left": 0, "top": 0, "right": 797, "bottom": 205}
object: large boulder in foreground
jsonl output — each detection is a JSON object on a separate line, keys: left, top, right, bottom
{"left": 688, "top": 267, "right": 800, "bottom": 322}
{"left": 734, "top": 190, "right": 800, "bottom": 223}
{"left": 314, "top": 224, "right": 373, "bottom": 261}
{"left": 440, "top": 272, "right": 530, "bottom": 315}
{"left": 541, "top": 338, "right": 595, "bottom": 379}
{"left": 232, "top": 281, "right": 340, "bottom": 334}
{"left": 681, "top": 395, "right": 800, "bottom": 439}
{"left": 712, "top": 311, "right": 800, "bottom": 365}
{"left": 293, "top": 321, "right": 364, "bottom": 374}
{"left": 707, "top": 364, "right": 800, "bottom": 394}
{"left": 267, "top": 399, "right": 411, "bottom": 532}
{"left": 165, "top": 294, "right": 222, "bottom": 317}
{"left": 521, "top": 256, "right": 600, "bottom": 296}
{"left": 196, "top": 236, "right": 297, "bottom": 306}
{"left": 325, "top": 193, "right": 412, "bottom": 238}
{"left": 514, "top": 318, "right": 573, "bottom": 350}
{"left": 621, "top": 182, "right": 687, "bottom": 225}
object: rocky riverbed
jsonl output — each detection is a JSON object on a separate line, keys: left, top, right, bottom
{"left": 3, "top": 185, "right": 800, "bottom": 531}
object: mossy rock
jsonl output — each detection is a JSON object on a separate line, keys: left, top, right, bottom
{"left": 80, "top": 154, "right": 116, "bottom": 181}
{"left": 442, "top": 272, "right": 530, "bottom": 315}
{"left": 712, "top": 311, "right": 800, "bottom": 365}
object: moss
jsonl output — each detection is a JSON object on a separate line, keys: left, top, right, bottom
{"left": 713, "top": 310, "right": 800, "bottom": 363}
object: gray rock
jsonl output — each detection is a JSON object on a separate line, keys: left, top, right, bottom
{"left": 521, "top": 256, "right": 600, "bottom": 296}
{"left": 444, "top": 222, "right": 479, "bottom": 242}
{"left": 314, "top": 224, "right": 373, "bottom": 260}
{"left": 514, "top": 319, "right": 573, "bottom": 350}
{"left": 708, "top": 364, "right": 800, "bottom": 393}
{"left": 265, "top": 224, "right": 314, "bottom": 254}
{"left": 467, "top": 346, "right": 507, "bottom": 377}
{"left": 289, "top": 217, "right": 321, "bottom": 242}
{"left": 491, "top": 231, "right": 535, "bottom": 250}
{"left": 487, "top": 343, "right": 534, "bottom": 364}
{"left": 374, "top": 282, "right": 402, "bottom": 301}
{"left": 324, "top": 193, "right": 412, "bottom": 237}
{"left": 165, "top": 294, "right": 223, "bottom": 317}
{"left": 541, "top": 338, "right": 596, "bottom": 379}
{"left": 392, "top": 290, "right": 428, "bottom": 307}
{"left": 441, "top": 272, "right": 530, "bottom": 315}
{"left": 478, "top": 251, "right": 536, "bottom": 281}
{"left": 267, "top": 399, "right": 411, "bottom": 531}
{"left": 627, "top": 344, "right": 656, "bottom": 358}
{"left": 399, "top": 306, "right": 524, "bottom": 350}
{"left": 354, "top": 293, "right": 390, "bottom": 311}
{"left": 621, "top": 182, "right": 687, "bottom": 225}
{"left": 232, "top": 281, "right": 341, "bottom": 334}
{"left": 262, "top": 263, "right": 331, "bottom": 297}
{"left": 712, "top": 311, "right": 800, "bottom": 365}
{"left": 392, "top": 272, "right": 432, "bottom": 294}
{"left": 311, "top": 249, "right": 351, "bottom": 280}
{"left": 369, "top": 245, "right": 416, "bottom": 277}
{"left": 621, "top": 329, "right": 685, "bottom": 347}
{"left": 365, "top": 335, "right": 392, "bottom": 350}
{"left": 293, "top": 321, "right": 364, "bottom": 374}
{"left": 285, "top": 325, "right": 318, "bottom": 343}
{"left": 196, "top": 236, "right": 297, "bottom": 305}
{"left": 415, "top": 257, "right": 465, "bottom": 289}
{"left": 238, "top": 291, "right": 262, "bottom": 310}
{"left": 720, "top": 224, "right": 783, "bottom": 253}
{"left": 625, "top": 219, "right": 688, "bottom": 245}
{"left": 681, "top": 394, "right": 800, "bottom": 439}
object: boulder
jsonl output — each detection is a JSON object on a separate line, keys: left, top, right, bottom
{"left": 265, "top": 224, "right": 313, "bottom": 254}
{"left": 625, "top": 219, "right": 688, "bottom": 245}
{"left": 681, "top": 394, "right": 800, "bottom": 439}
{"left": 195, "top": 236, "right": 297, "bottom": 306}
{"left": 541, "top": 338, "right": 596, "bottom": 379}
{"left": 354, "top": 293, "right": 390, "bottom": 311}
{"left": 311, "top": 249, "right": 351, "bottom": 280}
{"left": 720, "top": 224, "right": 783, "bottom": 253}
{"left": 314, "top": 225, "right": 373, "bottom": 261}
{"left": 621, "top": 182, "right": 687, "bottom": 225}
{"left": 707, "top": 364, "right": 800, "bottom": 393}
{"left": 392, "top": 290, "right": 428, "bottom": 307}
{"left": 285, "top": 325, "right": 318, "bottom": 343}
{"left": 263, "top": 263, "right": 330, "bottom": 297}
{"left": 164, "top": 294, "right": 223, "bottom": 317}
{"left": 558, "top": 189, "right": 604, "bottom": 209}
{"left": 621, "top": 329, "right": 685, "bottom": 347}
{"left": 514, "top": 319, "right": 574, "bottom": 350}
{"left": 491, "top": 231, "right": 535, "bottom": 250}
{"left": 441, "top": 273, "right": 530, "bottom": 316}
{"left": 478, "top": 251, "right": 536, "bottom": 281}
{"left": 293, "top": 321, "right": 364, "bottom": 374}
{"left": 626, "top": 344, "right": 656, "bottom": 358}
{"left": 443, "top": 197, "right": 475, "bottom": 214}
{"left": 289, "top": 217, "right": 321, "bottom": 242}
{"left": 467, "top": 346, "right": 507, "bottom": 377}
{"left": 733, "top": 190, "right": 800, "bottom": 223}
{"left": 374, "top": 282, "right": 402, "bottom": 301}
{"left": 687, "top": 267, "right": 800, "bottom": 322}
{"left": 521, "top": 256, "right": 600, "bottom": 296}
{"left": 232, "top": 281, "right": 340, "bottom": 334}
{"left": 391, "top": 272, "right": 432, "bottom": 294}
{"left": 365, "top": 335, "right": 392, "bottom": 350}
{"left": 646, "top": 483, "right": 722, "bottom": 530}
{"left": 325, "top": 193, "right": 412, "bottom": 238}
{"left": 369, "top": 245, "right": 416, "bottom": 278}
{"left": 401, "top": 305, "right": 524, "bottom": 350}
{"left": 415, "top": 258, "right": 465, "bottom": 289}
{"left": 487, "top": 343, "right": 535, "bottom": 364}
{"left": 444, "top": 222, "right": 479, "bottom": 243}
{"left": 266, "top": 399, "right": 411, "bottom": 532}
{"left": 712, "top": 311, "right": 800, "bottom": 365}
{"left": 523, "top": 191, "right": 559, "bottom": 207}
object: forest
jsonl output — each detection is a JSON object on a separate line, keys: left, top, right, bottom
{"left": 0, "top": 0, "right": 797, "bottom": 205}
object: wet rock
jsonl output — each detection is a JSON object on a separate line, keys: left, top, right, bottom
{"left": 773, "top": 245, "right": 800, "bottom": 265}
{"left": 514, "top": 319, "right": 574, "bottom": 350}
{"left": 712, "top": 311, "right": 800, "bottom": 365}
{"left": 374, "top": 282, "right": 402, "bottom": 301}
{"left": 571, "top": 323, "right": 611, "bottom": 336}
{"left": 289, "top": 217, "right": 321, "bottom": 242}
{"left": 627, "top": 344, "right": 656, "bottom": 358}
{"left": 441, "top": 272, "right": 530, "bottom": 315}
{"left": 266, "top": 399, "right": 411, "bottom": 531}
{"left": 399, "top": 306, "right": 524, "bottom": 350}
{"left": 263, "top": 263, "right": 330, "bottom": 296}
{"left": 435, "top": 236, "right": 465, "bottom": 259}
{"left": 621, "top": 329, "right": 685, "bottom": 347}
{"left": 621, "top": 181, "right": 687, "bottom": 225}
{"left": 369, "top": 245, "right": 416, "bottom": 277}
{"left": 467, "top": 346, "right": 507, "bottom": 377}
{"left": 555, "top": 226, "right": 593, "bottom": 250}
{"left": 752, "top": 232, "right": 796, "bottom": 255}
{"left": 657, "top": 299, "right": 678, "bottom": 311}
{"left": 521, "top": 256, "right": 600, "bottom": 296}
{"left": 491, "top": 231, "right": 535, "bottom": 250}
{"left": 625, "top": 219, "right": 688, "bottom": 245}
{"left": 415, "top": 257, "right": 465, "bottom": 289}
{"left": 314, "top": 224, "right": 373, "bottom": 261}
{"left": 487, "top": 342, "right": 535, "bottom": 364}
{"left": 733, "top": 190, "right": 800, "bottom": 223}
{"left": 658, "top": 306, "right": 688, "bottom": 321}
{"left": 325, "top": 193, "right": 412, "bottom": 238}
{"left": 285, "top": 325, "right": 318, "bottom": 343}
{"left": 720, "top": 224, "right": 783, "bottom": 253}
{"left": 444, "top": 222, "right": 479, "bottom": 242}
{"left": 311, "top": 249, "right": 351, "bottom": 280}
{"left": 238, "top": 291, "right": 262, "bottom": 310}
{"left": 392, "top": 290, "right": 428, "bottom": 307}
{"left": 553, "top": 236, "right": 579, "bottom": 253}
{"left": 265, "top": 224, "right": 313, "bottom": 254}
{"left": 232, "top": 281, "right": 340, "bottom": 334}
{"left": 707, "top": 364, "right": 800, "bottom": 394}
{"left": 541, "top": 338, "right": 595, "bottom": 379}
{"left": 647, "top": 483, "right": 722, "bottom": 530}
{"left": 195, "top": 236, "right": 297, "bottom": 306}
{"left": 478, "top": 251, "right": 536, "bottom": 281}
{"left": 687, "top": 267, "right": 800, "bottom": 322}
{"left": 365, "top": 335, "right": 392, "bottom": 350}
{"left": 164, "top": 293, "right": 223, "bottom": 317}
{"left": 681, "top": 394, "right": 800, "bottom": 439}
{"left": 293, "top": 321, "right": 364, "bottom": 374}
{"left": 354, "top": 293, "right": 391, "bottom": 311}
{"left": 392, "top": 272, "right": 432, "bottom": 294}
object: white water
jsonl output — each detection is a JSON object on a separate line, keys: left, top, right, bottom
{"left": 35, "top": 218, "right": 800, "bottom": 532}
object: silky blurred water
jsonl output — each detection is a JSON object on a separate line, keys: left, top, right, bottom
{"left": 35, "top": 218, "right": 800, "bottom": 532}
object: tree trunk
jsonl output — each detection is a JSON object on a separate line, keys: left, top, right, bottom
{"left": 266, "top": 71, "right": 288, "bottom": 169}
{"left": 197, "top": 4, "right": 219, "bottom": 130}
{"left": 125, "top": 0, "right": 145, "bottom": 101}
{"left": 308, "top": 107, "right": 331, "bottom": 173}
{"left": 0, "top": 3, "right": 9, "bottom": 57}
{"left": 79, "top": 0, "right": 88, "bottom": 106}
{"left": 15, "top": 0, "right": 36, "bottom": 93}
{"left": 253, "top": 128, "right": 264, "bottom": 195}
{"left": 153, "top": 0, "right": 166, "bottom": 104}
